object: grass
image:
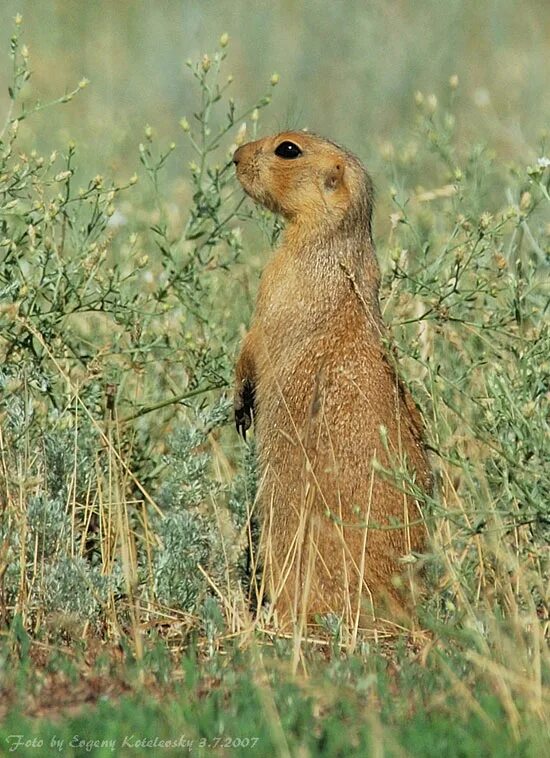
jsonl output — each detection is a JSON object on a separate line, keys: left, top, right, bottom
{"left": 0, "top": 6, "right": 548, "bottom": 756}
{"left": 0, "top": 634, "right": 546, "bottom": 757}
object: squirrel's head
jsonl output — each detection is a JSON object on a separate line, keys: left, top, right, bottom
{"left": 233, "top": 131, "right": 373, "bottom": 241}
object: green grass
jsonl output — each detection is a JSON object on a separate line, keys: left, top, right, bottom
{"left": 0, "top": 638, "right": 545, "bottom": 757}
{"left": 0, "top": 5, "right": 548, "bottom": 756}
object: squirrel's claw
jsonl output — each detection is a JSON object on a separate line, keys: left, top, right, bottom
{"left": 235, "top": 408, "right": 252, "bottom": 440}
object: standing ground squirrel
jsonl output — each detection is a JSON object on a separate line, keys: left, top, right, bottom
{"left": 233, "top": 131, "right": 431, "bottom": 629}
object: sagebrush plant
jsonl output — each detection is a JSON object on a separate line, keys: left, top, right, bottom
{"left": 376, "top": 83, "right": 549, "bottom": 732}
{"left": 382, "top": 84, "right": 549, "bottom": 578}
{"left": 0, "top": 22, "right": 273, "bottom": 636}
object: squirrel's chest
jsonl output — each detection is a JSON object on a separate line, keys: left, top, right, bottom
{"left": 254, "top": 260, "right": 335, "bottom": 343}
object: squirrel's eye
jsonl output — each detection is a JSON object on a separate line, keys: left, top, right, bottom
{"left": 274, "top": 141, "right": 302, "bottom": 159}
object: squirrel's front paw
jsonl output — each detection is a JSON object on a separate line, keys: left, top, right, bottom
{"left": 234, "top": 378, "right": 255, "bottom": 439}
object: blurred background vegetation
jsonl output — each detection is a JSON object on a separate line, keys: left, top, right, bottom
{"left": 2, "top": 0, "right": 549, "bottom": 181}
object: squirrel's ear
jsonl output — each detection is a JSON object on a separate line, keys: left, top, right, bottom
{"left": 324, "top": 161, "right": 345, "bottom": 190}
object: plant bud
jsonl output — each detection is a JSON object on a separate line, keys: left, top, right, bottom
{"left": 235, "top": 123, "right": 247, "bottom": 145}
{"left": 479, "top": 212, "right": 492, "bottom": 230}
{"left": 427, "top": 94, "right": 438, "bottom": 112}
{"left": 54, "top": 170, "right": 72, "bottom": 182}
{"left": 519, "top": 191, "right": 532, "bottom": 211}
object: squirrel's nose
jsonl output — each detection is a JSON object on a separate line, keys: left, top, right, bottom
{"left": 233, "top": 146, "right": 243, "bottom": 165}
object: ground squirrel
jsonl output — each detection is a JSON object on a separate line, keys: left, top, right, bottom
{"left": 233, "top": 131, "right": 431, "bottom": 630}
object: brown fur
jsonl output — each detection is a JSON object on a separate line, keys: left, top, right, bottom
{"left": 233, "top": 131, "right": 431, "bottom": 629}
